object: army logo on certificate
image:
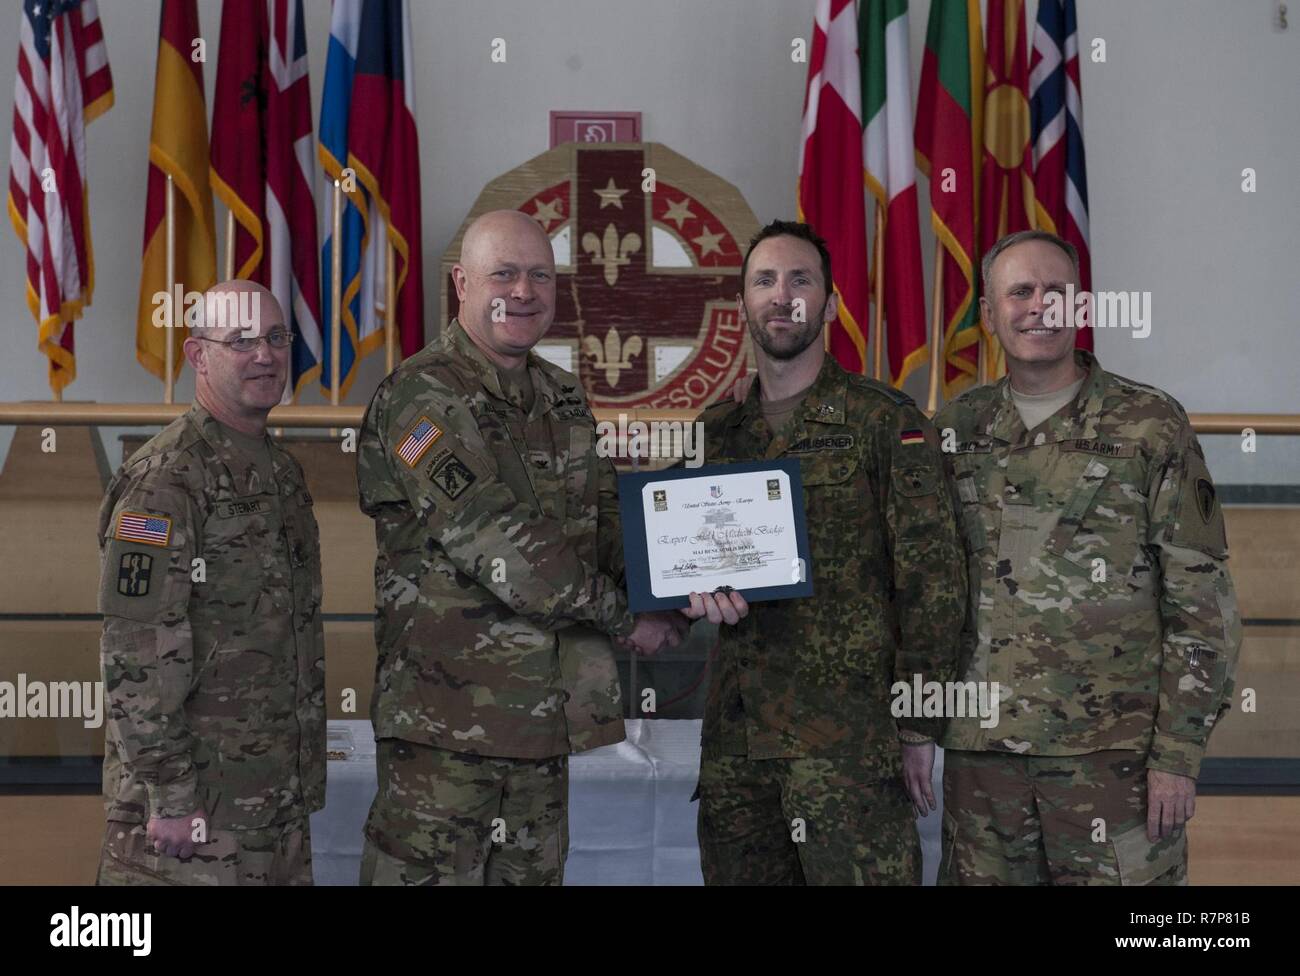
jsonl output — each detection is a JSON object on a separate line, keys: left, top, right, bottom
{"left": 653, "top": 489, "right": 667, "bottom": 511}
{"left": 767, "top": 479, "right": 781, "bottom": 501}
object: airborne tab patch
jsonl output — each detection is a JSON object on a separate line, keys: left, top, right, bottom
{"left": 114, "top": 511, "right": 172, "bottom": 547}
{"left": 396, "top": 417, "right": 443, "bottom": 467}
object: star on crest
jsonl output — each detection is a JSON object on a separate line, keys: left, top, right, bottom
{"left": 692, "top": 225, "right": 724, "bottom": 257}
{"left": 594, "top": 178, "right": 628, "bottom": 209}
{"left": 662, "top": 197, "right": 696, "bottom": 229}
{"left": 531, "top": 197, "right": 564, "bottom": 228}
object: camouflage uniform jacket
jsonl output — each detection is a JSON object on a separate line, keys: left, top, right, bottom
{"left": 697, "top": 354, "right": 967, "bottom": 769}
{"left": 357, "top": 319, "right": 633, "bottom": 760}
{"left": 935, "top": 350, "right": 1241, "bottom": 778}
{"left": 98, "top": 405, "right": 325, "bottom": 829}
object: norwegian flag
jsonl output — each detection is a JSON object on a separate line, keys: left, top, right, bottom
{"left": 7, "top": 0, "right": 114, "bottom": 394}
{"left": 211, "top": 0, "right": 322, "bottom": 399}
{"left": 1029, "top": 0, "right": 1092, "bottom": 350}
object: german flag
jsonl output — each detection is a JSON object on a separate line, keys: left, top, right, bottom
{"left": 135, "top": 0, "right": 215, "bottom": 382}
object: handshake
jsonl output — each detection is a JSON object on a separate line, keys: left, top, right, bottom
{"left": 615, "top": 590, "right": 750, "bottom": 656}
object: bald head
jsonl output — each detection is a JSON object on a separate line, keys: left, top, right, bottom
{"left": 196, "top": 278, "right": 283, "bottom": 340}
{"left": 452, "top": 209, "right": 557, "bottom": 369}
{"left": 183, "top": 279, "right": 290, "bottom": 434}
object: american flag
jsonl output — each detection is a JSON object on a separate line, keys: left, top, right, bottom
{"left": 1029, "top": 0, "right": 1092, "bottom": 349}
{"left": 7, "top": 0, "right": 113, "bottom": 394}
{"left": 115, "top": 512, "right": 172, "bottom": 547}
{"left": 396, "top": 417, "right": 441, "bottom": 466}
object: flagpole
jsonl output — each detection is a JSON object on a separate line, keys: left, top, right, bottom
{"left": 871, "top": 201, "right": 885, "bottom": 383}
{"left": 330, "top": 180, "right": 343, "bottom": 436}
{"left": 385, "top": 240, "right": 396, "bottom": 373}
{"left": 225, "top": 210, "right": 235, "bottom": 281}
{"left": 164, "top": 174, "right": 176, "bottom": 405}
{"left": 926, "top": 239, "right": 944, "bottom": 414}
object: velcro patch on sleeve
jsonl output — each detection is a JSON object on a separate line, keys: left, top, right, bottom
{"left": 899, "top": 428, "right": 926, "bottom": 446}
{"left": 428, "top": 453, "right": 477, "bottom": 500}
{"left": 116, "top": 552, "right": 154, "bottom": 597}
{"left": 114, "top": 511, "right": 172, "bottom": 547}
{"left": 395, "top": 416, "right": 444, "bottom": 467}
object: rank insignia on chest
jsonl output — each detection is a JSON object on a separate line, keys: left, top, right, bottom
{"left": 114, "top": 511, "right": 172, "bottom": 547}
{"left": 899, "top": 429, "right": 925, "bottom": 446}
{"left": 117, "top": 552, "right": 153, "bottom": 597}
{"left": 396, "top": 417, "right": 443, "bottom": 467}
{"left": 430, "top": 454, "right": 476, "bottom": 500}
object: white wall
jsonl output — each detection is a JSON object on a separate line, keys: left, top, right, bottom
{"left": 0, "top": 0, "right": 1295, "bottom": 481}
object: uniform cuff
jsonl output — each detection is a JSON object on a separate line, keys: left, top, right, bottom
{"left": 898, "top": 718, "right": 945, "bottom": 741}
{"left": 1146, "top": 732, "right": 1207, "bottom": 780}
{"left": 144, "top": 765, "right": 200, "bottom": 820}
{"left": 608, "top": 608, "right": 636, "bottom": 639}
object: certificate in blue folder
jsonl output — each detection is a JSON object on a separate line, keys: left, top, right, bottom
{"left": 617, "top": 459, "right": 814, "bottom": 613}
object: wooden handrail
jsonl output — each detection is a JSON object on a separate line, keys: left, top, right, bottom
{"left": 0, "top": 402, "right": 1296, "bottom": 435}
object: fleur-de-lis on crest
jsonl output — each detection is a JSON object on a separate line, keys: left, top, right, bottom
{"left": 581, "top": 223, "right": 641, "bottom": 287}
{"left": 582, "top": 327, "right": 643, "bottom": 387}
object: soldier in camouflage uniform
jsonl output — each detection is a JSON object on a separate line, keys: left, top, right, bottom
{"left": 693, "top": 221, "right": 967, "bottom": 885}
{"left": 96, "top": 280, "right": 325, "bottom": 885}
{"left": 356, "top": 210, "right": 683, "bottom": 886}
{"left": 936, "top": 230, "right": 1241, "bottom": 885}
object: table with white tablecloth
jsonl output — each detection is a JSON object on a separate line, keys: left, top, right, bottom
{"left": 310, "top": 719, "right": 946, "bottom": 885}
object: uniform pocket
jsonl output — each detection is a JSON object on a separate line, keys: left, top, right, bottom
{"left": 1111, "top": 822, "right": 1187, "bottom": 886}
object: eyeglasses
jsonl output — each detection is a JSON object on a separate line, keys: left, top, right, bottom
{"left": 196, "top": 331, "right": 295, "bottom": 353}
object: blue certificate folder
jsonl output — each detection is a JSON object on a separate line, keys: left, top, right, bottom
{"left": 617, "top": 458, "right": 814, "bottom": 613}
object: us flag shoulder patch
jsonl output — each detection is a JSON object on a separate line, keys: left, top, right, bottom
{"left": 396, "top": 417, "right": 443, "bottom": 467}
{"left": 899, "top": 428, "right": 925, "bottom": 446}
{"left": 115, "top": 511, "right": 172, "bottom": 547}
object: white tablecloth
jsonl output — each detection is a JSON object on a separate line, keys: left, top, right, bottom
{"left": 310, "top": 720, "right": 945, "bottom": 885}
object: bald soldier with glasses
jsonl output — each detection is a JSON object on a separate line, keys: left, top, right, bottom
{"left": 95, "top": 280, "right": 326, "bottom": 886}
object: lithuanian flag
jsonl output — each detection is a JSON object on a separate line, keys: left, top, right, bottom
{"left": 915, "top": 0, "right": 983, "bottom": 398}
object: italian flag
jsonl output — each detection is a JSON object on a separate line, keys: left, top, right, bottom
{"left": 861, "top": 0, "right": 927, "bottom": 387}
{"left": 798, "top": 0, "right": 869, "bottom": 373}
{"left": 915, "top": 0, "right": 984, "bottom": 398}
